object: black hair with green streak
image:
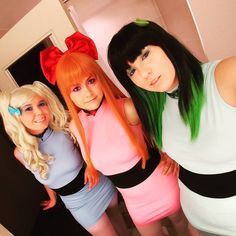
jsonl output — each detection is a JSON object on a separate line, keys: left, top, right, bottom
{"left": 108, "top": 20, "right": 205, "bottom": 148}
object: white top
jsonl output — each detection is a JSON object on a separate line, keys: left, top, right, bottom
{"left": 162, "top": 60, "right": 236, "bottom": 235}
{"left": 162, "top": 60, "right": 236, "bottom": 174}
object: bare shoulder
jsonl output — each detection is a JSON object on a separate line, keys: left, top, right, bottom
{"left": 68, "top": 119, "right": 77, "bottom": 133}
{"left": 215, "top": 56, "right": 236, "bottom": 106}
{"left": 216, "top": 56, "right": 236, "bottom": 76}
{"left": 14, "top": 147, "right": 24, "bottom": 165}
{"left": 124, "top": 98, "right": 140, "bottom": 125}
{"left": 68, "top": 119, "right": 74, "bottom": 129}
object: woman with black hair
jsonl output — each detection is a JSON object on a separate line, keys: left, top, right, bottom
{"left": 108, "top": 19, "right": 236, "bottom": 236}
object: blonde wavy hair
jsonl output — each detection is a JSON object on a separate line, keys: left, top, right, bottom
{"left": 56, "top": 52, "right": 148, "bottom": 173}
{"left": 0, "top": 81, "right": 68, "bottom": 179}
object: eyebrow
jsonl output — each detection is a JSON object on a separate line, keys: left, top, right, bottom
{"left": 38, "top": 99, "right": 47, "bottom": 103}
{"left": 20, "top": 104, "right": 31, "bottom": 112}
{"left": 86, "top": 75, "right": 95, "bottom": 80}
{"left": 70, "top": 84, "right": 81, "bottom": 90}
{"left": 21, "top": 99, "right": 46, "bottom": 109}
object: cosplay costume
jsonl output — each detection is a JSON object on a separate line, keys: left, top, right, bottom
{"left": 162, "top": 61, "right": 236, "bottom": 235}
{"left": 70, "top": 98, "right": 180, "bottom": 226}
{"left": 20, "top": 128, "right": 115, "bottom": 228}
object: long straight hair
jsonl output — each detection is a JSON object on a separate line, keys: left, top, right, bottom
{"left": 108, "top": 21, "right": 205, "bottom": 148}
{"left": 56, "top": 52, "right": 148, "bottom": 171}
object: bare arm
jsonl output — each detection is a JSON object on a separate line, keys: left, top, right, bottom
{"left": 123, "top": 98, "right": 140, "bottom": 125}
{"left": 41, "top": 185, "right": 57, "bottom": 210}
{"left": 159, "top": 152, "right": 179, "bottom": 176}
{"left": 123, "top": 99, "right": 179, "bottom": 176}
{"left": 14, "top": 147, "right": 25, "bottom": 165}
{"left": 84, "top": 166, "right": 99, "bottom": 191}
{"left": 215, "top": 55, "right": 236, "bottom": 106}
{"left": 14, "top": 147, "right": 57, "bottom": 210}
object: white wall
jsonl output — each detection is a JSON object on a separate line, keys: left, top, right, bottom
{"left": 63, "top": 0, "right": 209, "bottom": 85}
{"left": 188, "top": 0, "right": 236, "bottom": 60}
{"left": 155, "top": 0, "right": 207, "bottom": 61}
{"left": 0, "top": 0, "right": 76, "bottom": 91}
{"left": 63, "top": 0, "right": 166, "bottom": 88}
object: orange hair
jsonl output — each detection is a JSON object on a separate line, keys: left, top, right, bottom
{"left": 56, "top": 52, "right": 148, "bottom": 172}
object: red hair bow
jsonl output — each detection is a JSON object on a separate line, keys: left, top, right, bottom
{"left": 40, "top": 31, "right": 98, "bottom": 85}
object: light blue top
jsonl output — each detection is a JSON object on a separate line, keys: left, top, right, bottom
{"left": 29, "top": 128, "right": 83, "bottom": 189}
{"left": 22, "top": 128, "right": 115, "bottom": 228}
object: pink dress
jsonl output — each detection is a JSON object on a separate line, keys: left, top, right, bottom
{"left": 70, "top": 99, "right": 180, "bottom": 226}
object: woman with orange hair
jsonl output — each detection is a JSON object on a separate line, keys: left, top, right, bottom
{"left": 40, "top": 32, "right": 191, "bottom": 236}
{"left": 0, "top": 81, "right": 128, "bottom": 236}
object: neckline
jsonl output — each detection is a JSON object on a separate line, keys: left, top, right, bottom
{"left": 32, "top": 128, "right": 48, "bottom": 138}
{"left": 81, "top": 98, "right": 106, "bottom": 119}
{"left": 33, "top": 127, "right": 53, "bottom": 142}
{"left": 82, "top": 97, "right": 104, "bottom": 116}
{"left": 166, "top": 88, "right": 179, "bottom": 99}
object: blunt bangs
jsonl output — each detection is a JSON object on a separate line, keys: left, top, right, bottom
{"left": 56, "top": 53, "right": 97, "bottom": 92}
{"left": 11, "top": 87, "right": 38, "bottom": 108}
{"left": 108, "top": 21, "right": 171, "bottom": 84}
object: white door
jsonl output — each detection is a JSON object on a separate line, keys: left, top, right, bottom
{"left": 0, "top": 0, "right": 76, "bottom": 92}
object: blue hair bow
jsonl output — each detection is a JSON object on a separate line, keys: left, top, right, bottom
{"left": 8, "top": 106, "right": 21, "bottom": 116}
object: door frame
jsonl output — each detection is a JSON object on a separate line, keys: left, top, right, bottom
{"left": 0, "top": 0, "right": 76, "bottom": 92}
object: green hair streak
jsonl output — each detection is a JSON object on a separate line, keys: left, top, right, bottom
{"left": 135, "top": 87, "right": 166, "bottom": 148}
{"left": 182, "top": 78, "right": 205, "bottom": 140}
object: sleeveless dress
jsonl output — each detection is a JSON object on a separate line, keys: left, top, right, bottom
{"left": 21, "top": 128, "right": 115, "bottom": 228}
{"left": 70, "top": 99, "right": 180, "bottom": 226}
{"left": 162, "top": 61, "right": 236, "bottom": 235}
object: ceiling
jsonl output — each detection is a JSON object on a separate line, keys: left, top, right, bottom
{"left": 0, "top": 0, "right": 41, "bottom": 38}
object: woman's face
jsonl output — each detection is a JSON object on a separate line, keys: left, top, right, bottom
{"left": 19, "top": 95, "right": 51, "bottom": 135}
{"left": 69, "top": 76, "right": 104, "bottom": 111}
{"left": 127, "top": 45, "right": 178, "bottom": 92}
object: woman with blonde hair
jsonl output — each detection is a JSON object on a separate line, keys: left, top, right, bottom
{"left": 0, "top": 81, "right": 128, "bottom": 236}
{"left": 40, "top": 32, "right": 191, "bottom": 236}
